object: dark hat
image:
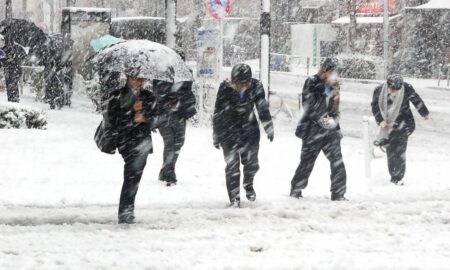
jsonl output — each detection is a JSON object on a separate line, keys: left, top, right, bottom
{"left": 320, "top": 58, "right": 339, "bottom": 72}
{"left": 387, "top": 74, "right": 404, "bottom": 90}
{"left": 231, "top": 63, "right": 252, "bottom": 82}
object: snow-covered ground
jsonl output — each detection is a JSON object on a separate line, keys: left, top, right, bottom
{"left": 1, "top": 81, "right": 450, "bottom": 269}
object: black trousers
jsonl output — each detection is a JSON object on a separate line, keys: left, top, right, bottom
{"left": 158, "top": 117, "right": 186, "bottom": 183}
{"left": 222, "top": 142, "right": 260, "bottom": 202}
{"left": 4, "top": 66, "right": 22, "bottom": 103}
{"left": 291, "top": 131, "right": 347, "bottom": 196}
{"left": 118, "top": 138, "right": 152, "bottom": 216}
{"left": 386, "top": 132, "right": 408, "bottom": 182}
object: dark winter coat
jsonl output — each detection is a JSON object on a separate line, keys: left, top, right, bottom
{"left": 371, "top": 83, "right": 429, "bottom": 136}
{"left": 0, "top": 43, "right": 26, "bottom": 73}
{"left": 106, "top": 86, "right": 159, "bottom": 154}
{"left": 295, "top": 74, "right": 341, "bottom": 140}
{"left": 153, "top": 80, "right": 197, "bottom": 121}
{"left": 213, "top": 78, "right": 273, "bottom": 147}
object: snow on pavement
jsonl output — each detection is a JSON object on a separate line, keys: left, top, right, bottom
{"left": 1, "top": 91, "right": 450, "bottom": 269}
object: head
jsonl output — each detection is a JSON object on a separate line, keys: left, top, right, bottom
{"left": 319, "top": 58, "right": 340, "bottom": 85}
{"left": 387, "top": 74, "right": 404, "bottom": 91}
{"left": 231, "top": 63, "right": 252, "bottom": 91}
{"left": 127, "top": 76, "right": 145, "bottom": 91}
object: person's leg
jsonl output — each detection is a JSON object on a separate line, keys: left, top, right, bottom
{"left": 241, "top": 143, "right": 260, "bottom": 201}
{"left": 322, "top": 132, "right": 347, "bottom": 200}
{"left": 386, "top": 133, "right": 408, "bottom": 183}
{"left": 5, "top": 66, "right": 21, "bottom": 103}
{"left": 118, "top": 139, "right": 152, "bottom": 223}
{"left": 166, "top": 118, "right": 186, "bottom": 184}
{"left": 158, "top": 125, "right": 174, "bottom": 182}
{"left": 222, "top": 144, "right": 241, "bottom": 204}
{"left": 290, "top": 138, "right": 323, "bottom": 197}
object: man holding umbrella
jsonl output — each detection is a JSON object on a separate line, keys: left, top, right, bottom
{"left": 94, "top": 40, "right": 193, "bottom": 223}
{"left": 0, "top": 18, "right": 46, "bottom": 102}
{"left": 213, "top": 64, "right": 274, "bottom": 207}
{"left": 105, "top": 70, "right": 159, "bottom": 224}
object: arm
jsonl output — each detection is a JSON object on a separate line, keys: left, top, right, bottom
{"left": 302, "top": 78, "right": 324, "bottom": 123}
{"left": 177, "top": 81, "right": 197, "bottom": 119}
{"left": 371, "top": 86, "right": 384, "bottom": 124}
{"left": 142, "top": 92, "right": 161, "bottom": 130}
{"left": 104, "top": 91, "right": 120, "bottom": 134}
{"left": 407, "top": 85, "right": 430, "bottom": 118}
{"left": 213, "top": 83, "right": 226, "bottom": 146}
{"left": 254, "top": 81, "right": 274, "bottom": 137}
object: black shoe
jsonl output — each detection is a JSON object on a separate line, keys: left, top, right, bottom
{"left": 229, "top": 199, "right": 241, "bottom": 208}
{"left": 159, "top": 171, "right": 167, "bottom": 182}
{"left": 166, "top": 181, "right": 177, "bottom": 187}
{"left": 245, "top": 186, "right": 256, "bottom": 202}
{"left": 290, "top": 189, "right": 303, "bottom": 199}
{"left": 391, "top": 179, "right": 405, "bottom": 186}
{"left": 331, "top": 193, "right": 348, "bottom": 201}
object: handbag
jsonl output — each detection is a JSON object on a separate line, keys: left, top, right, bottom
{"left": 94, "top": 119, "right": 117, "bottom": 154}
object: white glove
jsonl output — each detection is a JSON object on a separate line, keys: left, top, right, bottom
{"left": 319, "top": 116, "right": 338, "bottom": 130}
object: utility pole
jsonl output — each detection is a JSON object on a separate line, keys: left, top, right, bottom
{"left": 165, "top": 0, "right": 176, "bottom": 48}
{"left": 348, "top": 0, "right": 357, "bottom": 52}
{"left": 5, "top": 0, "right": 12, "bottom": 19}
{"left": 260, "top": 0, "right": 271, "bottom": 101}
{"left": 383, "top": 0, "right": 389, "bottom": 78}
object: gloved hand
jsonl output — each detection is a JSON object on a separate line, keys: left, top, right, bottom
{"left": 214, "top": 143, "right": 220, "bottom": 150}
{"left": 268, "top": 133, "right": 274, "bottom": 142}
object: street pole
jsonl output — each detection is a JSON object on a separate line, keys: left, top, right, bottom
{"left": 5, "top": 0, "right": 12, "bottom": 19}
{"left": 165, "top": 0, "right": 177, "bottom": 48}
{"left": 383, "top": 0, "right": 389, "bottom": 78}
{"left": 348, "top": 0, "right": 357, "bottom": 53}
{"left": 260, "top": 0, "right": 271, "bottom": 101}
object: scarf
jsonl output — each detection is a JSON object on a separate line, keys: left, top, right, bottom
{"left": 377, "top": 83, "right": 404, "bottom": 140}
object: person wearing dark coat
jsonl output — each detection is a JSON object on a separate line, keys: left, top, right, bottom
{"left": 153, "top": 78, "right": 196, "bottom": 186}
{"left": 290, "top": 58, "right": 347, "bottom": 201}
{"left": 213, "top": 64, "right": 274, "bottom": 207}
{"left": 0, "top": 36, "right": 26, "bottom": 103}
{"left": 42, "top": 34, "right": 64, "bottom": 109}
{"left": 105, "top": 73, "right": 159, "bottom": 224}
{"left": 371, "top": 74, "right": 429, "bottom": 185}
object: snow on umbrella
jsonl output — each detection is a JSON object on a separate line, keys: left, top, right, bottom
{"left": 92, "top": 39, "right": 193, "bottom": 83}
{"left": 0, "top": 18, "right": 46, "bottom": 54}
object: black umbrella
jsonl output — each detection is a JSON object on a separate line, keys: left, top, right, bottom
{"left": 0, "top": 18, "right": 47, "bottom": 54}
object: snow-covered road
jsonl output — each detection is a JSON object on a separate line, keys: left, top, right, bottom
{"left": 1, "top": 87, "right": 450, "bottom": 269}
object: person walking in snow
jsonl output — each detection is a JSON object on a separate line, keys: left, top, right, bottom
{"left": 105, "top": 70, "right": 159, "bottom": 224}
{"left": 371, "top": 74, "right": 430, "bottom": 185}
{"left": 153, "top": 48, "right": 197, "bottom": 186}
{"left": 0, "top": 34, "right": 26, "bottom": 103}
{"left": 213, "top": 64, "right": 274, "bottom": 207}
{"left": 290, "top": 58, "right": 347, "bottom": 201}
